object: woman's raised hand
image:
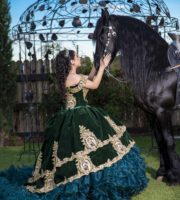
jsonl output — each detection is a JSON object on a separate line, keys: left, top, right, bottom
{"left": 100, "top": 53, "right": 112, "bottom": 69}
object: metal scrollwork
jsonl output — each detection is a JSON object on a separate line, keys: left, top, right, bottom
{"left": 12, "top": 0, "right": 179, "bottom": 43}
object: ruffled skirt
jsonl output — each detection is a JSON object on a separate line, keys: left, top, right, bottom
{"left": 0, "top": 146, "right": 148, "bottom": 200}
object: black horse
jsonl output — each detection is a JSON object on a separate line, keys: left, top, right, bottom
{"left": 91, "top": 9, "right": 180, "bottom": 184}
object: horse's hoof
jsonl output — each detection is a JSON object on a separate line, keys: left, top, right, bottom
{"left": 156, "top": 176, "right": 164, "bottom": 182}
{"left": 166, "top": 169, "right": 180, "bottom": 185}
{"left": 155, "top": 168, "right": 166, "bottom": 179}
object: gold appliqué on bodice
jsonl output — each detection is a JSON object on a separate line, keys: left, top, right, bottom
{"left": 66, "top": 93, "right": 76, "bottom": 109}
{"left": 66, "top": 74, "right": 89, "bottom": 109}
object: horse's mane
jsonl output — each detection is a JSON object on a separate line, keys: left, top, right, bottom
{"left": 97, "top": 15, "right": 170, "bottom": 98}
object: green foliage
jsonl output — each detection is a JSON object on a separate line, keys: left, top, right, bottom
{"left": 78, "top": 56, "right": 93, "bottom": 74}
{"left": 109, "top": 55, "right": 123, "bottom": 77}
{"left": 0, "top": 0, "right": 16, "bottom": 143}
{"left": 87, "top": 76, "right": 135, "bottom": 121}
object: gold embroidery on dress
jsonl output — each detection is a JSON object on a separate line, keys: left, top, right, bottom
{"left": 76, "top": 155, "right": 94, "bottom": 175}
{"left": 27, "top": 151, "right": 42, "bottom": 183}
{"left": 26, "top": 170, "right": 55, "bottom": 193}
{"left": 52, "top": 141, "right": 58, "bottom": 167}
{"left": 65, "top": 74, "right": 89, "bottom": 109}
{"left": 26, "top": 141, "right": 58, "bottom": 192}
{"left": 66, "top": 93, "right": 76, "bottom": 109}
{"left": 67, "top": 74, "right": 88, "bottom": 93}
{"left": 79, "top": 75, "right": 89, "bottom": 102}
{"left": 26, "top": 139, "right": 135, "bottom": 193}
{"left": 26, "top": 123, "right": 135, "bottom": 194}
{"left": 111, "top": 138, "right": 127, "bottom": 155}
{"left": 43, "top": 170, "right": 55, "bottom": 192}
{"left": 79, "top": 125, "right": 101, "bottom": 150}
{"left": 104, "top": 116, "right": 126, "bottom": 135}
{"left": 83, "top": 88, "right": 88, "bottom": 102}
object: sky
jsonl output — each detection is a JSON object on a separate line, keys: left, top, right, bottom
{"left": 9, "top": 0, "right": 180, "bottom": 60}
{"left": 10, "top": 0, "right": 180, "bottom": 26}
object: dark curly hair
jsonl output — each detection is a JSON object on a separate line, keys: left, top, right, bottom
{"left": 55, "top": 49, "right": 75, "bottom": 105}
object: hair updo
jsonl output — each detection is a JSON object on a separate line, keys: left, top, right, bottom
{"left": 55, "top": 49, "right": 75, "bottom": 105}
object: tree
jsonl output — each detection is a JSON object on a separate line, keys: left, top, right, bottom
{"left": 0, "top": 0, "right": 17, "bottom": 146}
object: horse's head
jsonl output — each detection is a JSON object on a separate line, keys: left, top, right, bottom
{"left": 91, "top": 9, "right": 117, "bottom": 70}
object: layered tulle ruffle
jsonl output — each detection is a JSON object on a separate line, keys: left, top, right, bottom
{"left": 0, "top": 146, "right": 148, "bottom": 200}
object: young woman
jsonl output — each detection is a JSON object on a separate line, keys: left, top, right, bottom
{"left": 0, "top": 50, "right": 148, "bottom": 200}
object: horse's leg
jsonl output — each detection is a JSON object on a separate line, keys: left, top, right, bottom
{"left": 146, "top": 113, "right": 166, "bottom": 178}
{"left": 156, "top": 108, "right": 180, "bottom": 184}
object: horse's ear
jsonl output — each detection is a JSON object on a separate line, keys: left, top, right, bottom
{"left": 101, "top": 8, "right": 109, "bottom": 25}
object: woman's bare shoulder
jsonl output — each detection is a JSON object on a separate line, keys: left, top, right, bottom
{"left": 65, "top": 74, "right": 81, "bottom": 88}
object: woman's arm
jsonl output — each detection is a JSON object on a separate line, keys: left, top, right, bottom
{"left": 88, "top": 66, "right": 97, "bottom": 81}
{"left": 83, "top": 54, "right": 111, "bottom": 90}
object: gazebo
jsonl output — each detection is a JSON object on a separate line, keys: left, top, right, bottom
{"left": 12, "top": 0, "right": 179, "bottom": 157}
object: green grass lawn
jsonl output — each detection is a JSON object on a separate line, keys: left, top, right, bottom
{"left": 133, "top": 136, "right": 180, "bottom": 200}
{"left": 0, "top": 136, "right": 180, "bottom": 200}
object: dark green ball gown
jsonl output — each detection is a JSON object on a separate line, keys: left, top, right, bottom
{"left": 0, "top": 74, "right": 148, "bottom": 200}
